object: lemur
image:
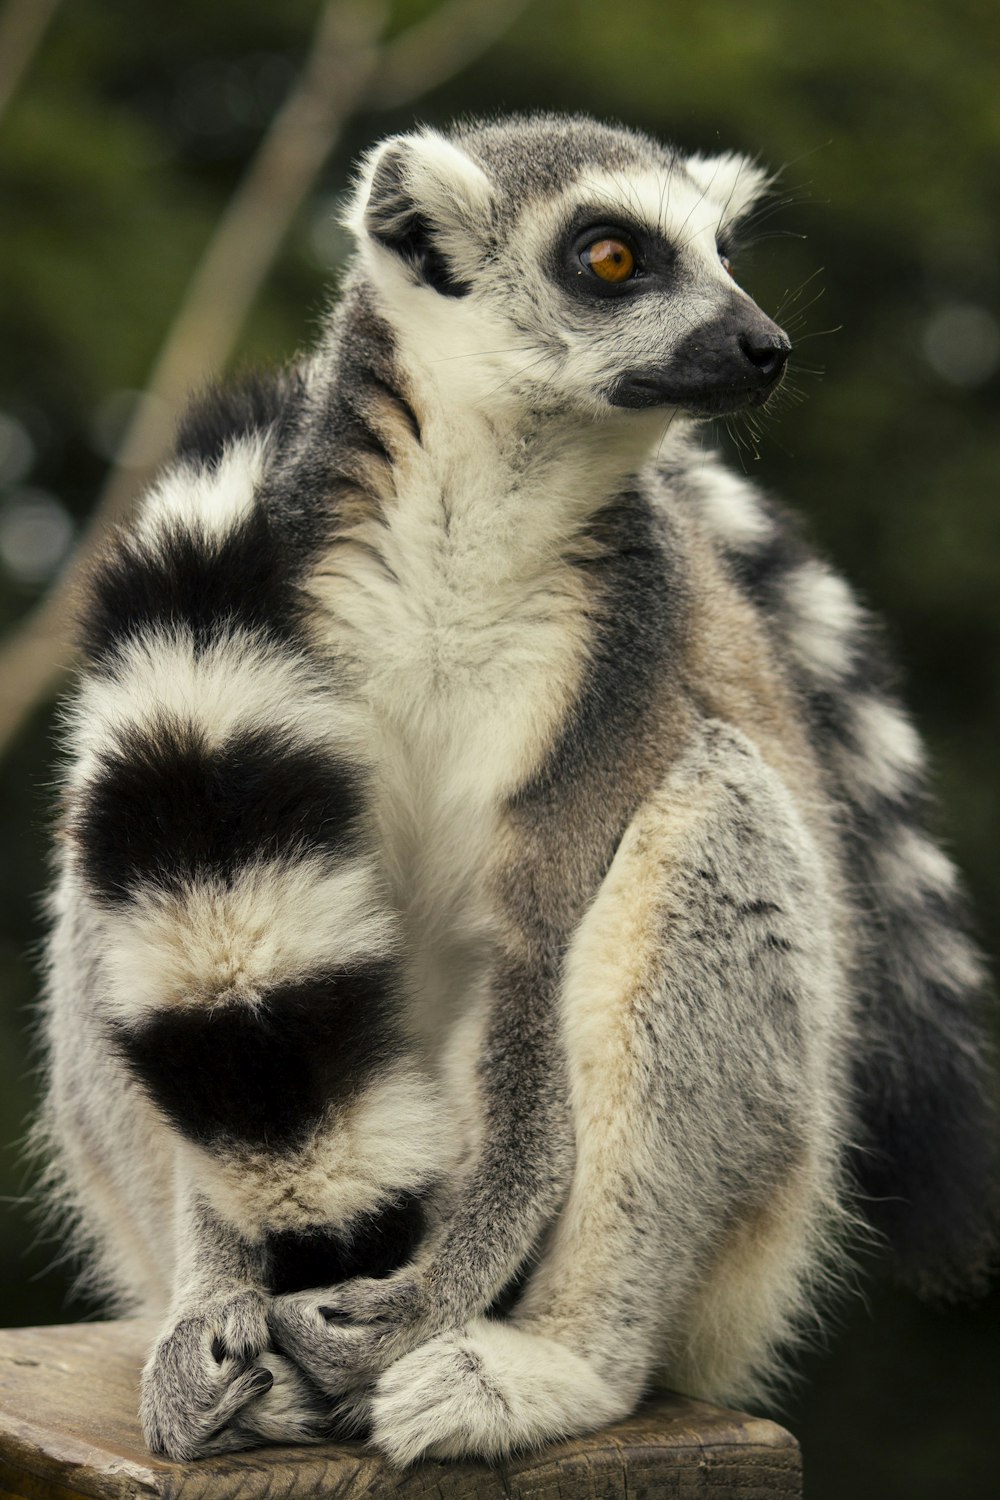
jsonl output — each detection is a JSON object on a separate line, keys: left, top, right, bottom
{"left": 39, "top": 114, "right": 998, "bottom": 1467}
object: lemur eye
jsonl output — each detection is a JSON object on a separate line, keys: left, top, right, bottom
{"left": 581, "top": 237, "right": 636, "bottom": 283}
{"left": 720, "top": 254, "right": 735, "bottom": 277}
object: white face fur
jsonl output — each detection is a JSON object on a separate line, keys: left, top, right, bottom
{"left": 345, "top": 120, "right": 788, "bottom": 427}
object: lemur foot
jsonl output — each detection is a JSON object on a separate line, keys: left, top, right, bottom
{"left": 141, "top": 1292, "right": 331, "bottom": 1459}
{"left": 267, "top": 1273, "right": 430, "bottom": 1396}
{"left": 369, "top": 1318, "right": 630, "bottom": 1467}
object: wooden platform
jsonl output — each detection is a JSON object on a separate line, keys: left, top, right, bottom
{"left": 0, "top": 1322, "right": 801, "bottom": 1498}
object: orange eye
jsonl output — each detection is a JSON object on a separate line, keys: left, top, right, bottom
{"left": 720, "top": 254, "right": 735, "bottom": 277}
{"left": 582, "top": 238, "right": 636, "bottom": 283}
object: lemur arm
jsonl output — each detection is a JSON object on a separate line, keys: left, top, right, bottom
{"left": 269, "top": 719, "right": 846, "bottom": 1455}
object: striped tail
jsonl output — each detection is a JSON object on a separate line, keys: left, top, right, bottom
{"left": 689, "top": 454, "right": 1000, "bottom": 1296}
{"left": 61, "top": 431, "right": 402, "bottom": 1154}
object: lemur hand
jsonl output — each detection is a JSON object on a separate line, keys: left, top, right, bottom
{"left": 141, "top": 1291, "right": 331, "bottom": 1459}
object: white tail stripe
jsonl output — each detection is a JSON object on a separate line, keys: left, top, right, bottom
{"left": 100, "top": 855, "right": 398, "bottom": 1021}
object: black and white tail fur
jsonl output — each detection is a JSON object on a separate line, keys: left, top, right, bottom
{"left": 38, "top": 114, "right": 998, "bottom": 1465}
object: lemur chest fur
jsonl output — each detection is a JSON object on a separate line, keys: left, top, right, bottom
{"left": 306, "top": 406, "right": 594, "bottom": 987}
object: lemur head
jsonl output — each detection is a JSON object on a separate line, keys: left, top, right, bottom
{"left": 346, "top": 113, "right": 789, "bottom": 425}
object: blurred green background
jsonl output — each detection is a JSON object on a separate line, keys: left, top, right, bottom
{"left": 1, "top": 1, "right": 998, "bottom": 1495}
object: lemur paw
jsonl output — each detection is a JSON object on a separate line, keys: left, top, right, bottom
{"left": 267, "top": 1274, "right": 430, "bottom": 1396}
{"left": 140, "top": 1292, "right": 330, "bottom": 1459}
{"left": 369, "top": 1319, "right": 628, "bottom": 1467}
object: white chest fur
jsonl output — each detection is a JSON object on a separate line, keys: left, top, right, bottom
{"left": 306, "top": 408, "right": 598, "bottom": 1031}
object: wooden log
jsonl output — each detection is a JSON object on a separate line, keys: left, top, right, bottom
{"left": 0, "top": 1322, "right": 801, "bottom": 1499}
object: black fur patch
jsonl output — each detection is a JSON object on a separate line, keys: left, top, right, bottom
{"left": 345, "top": 408, "right": 394, "bottom": 469}
{"left": 174, "top": 369, "right": 303, "bottom": 471}
{"left": 516, "top": 494, "right": 679, "bottom": 801}
{"left": 76, "top": 721, "right": 364, "bottom": 905}
{"left": 80, "top": 503, "right": 302, "bottom": 664}
{"left": 266, "top": 1192, "right": 427, "bottom": 1294}
{"left": 485, "top": 1257, "right": 532, "bottom": 1318}
{"left": 113, "top": 961, "right": 401, "bottom": 1149}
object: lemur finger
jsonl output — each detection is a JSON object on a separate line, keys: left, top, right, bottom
{"left": 217, "top": 1290, "right": 269, "bottom": 1362}
{"left": 160, "top": 1366, "right": 277, "bottom": 1459}
{"left": 206, "top": 1363, "right": 275, "bottom": 1432}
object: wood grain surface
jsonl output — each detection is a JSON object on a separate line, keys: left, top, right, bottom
{"left": 0, "top": 1322, "right": 801, "bottom": 1499}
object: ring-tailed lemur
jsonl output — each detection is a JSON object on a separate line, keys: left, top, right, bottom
{"left": 39, "top": 114, "right": 998, "bottom": 1466}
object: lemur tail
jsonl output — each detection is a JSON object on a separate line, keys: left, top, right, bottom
{"left": 61, "top": 417, "right": 403, "bottom": 1154}
{"left": 701, "top": 468, "right": 1000, "bottom": 1298}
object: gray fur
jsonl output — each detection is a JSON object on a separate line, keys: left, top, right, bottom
{"left": 36, "top": 113, "right": 997, "bottom": 1465}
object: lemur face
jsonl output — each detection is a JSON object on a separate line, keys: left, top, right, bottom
{"left": 348, "top": 115, "right": 789, "bottom": 422}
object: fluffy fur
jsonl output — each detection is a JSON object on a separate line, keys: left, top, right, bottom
{"left": 37, "top": 112, "right": 998, "bottom": 1465}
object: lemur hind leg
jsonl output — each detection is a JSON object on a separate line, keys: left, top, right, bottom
{"left": 366, "top": 721, "right": 849, "bottom": 1465}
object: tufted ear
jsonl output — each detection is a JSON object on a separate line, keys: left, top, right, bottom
{"left": 346, "top": 130, "right": 495, "bottom": 298}
{"left": 683, "top": 152, "right": 771, "bottom": 230}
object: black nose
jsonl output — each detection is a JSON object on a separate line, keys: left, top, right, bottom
{"left": 605, "top": 310, "right": 792, "bottom": 415}
{"left": 738, "top": 330, "right": 791, "bottom": 382}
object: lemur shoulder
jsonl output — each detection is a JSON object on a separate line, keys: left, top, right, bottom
{"left": 40, "top": 113, "right": 999, "bottom": 1466}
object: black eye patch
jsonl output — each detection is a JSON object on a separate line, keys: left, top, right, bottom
{"left": 550, "top": 207, "right": 678, "bottom": 303}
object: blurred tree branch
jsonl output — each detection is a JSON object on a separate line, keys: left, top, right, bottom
{"left": 0, "top": 0, "right": 530, "bottom": 755}
{"left": 0, "top": 0, "right": 62, "bottom": 122}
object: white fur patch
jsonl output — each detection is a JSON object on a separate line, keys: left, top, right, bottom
{"left": 100, "top": 855, "right": 398, "bottom": 1021}
{"left": 849, "top": 696, "right": 925, "bottom": 797}
{"left": 683, "top": 459, "right": 775, "bottom": 547}
{"left": 784, "top": 561, "right": 862, "bottom": 681}
{"left": 684, "top": 151, "right": 771, "bottom": 227}
{"left": 910, "top": 924, "right": 986, "bottom": 998}
{"left": 875, "top": 826, "right": 959, "bottom": 903}
{"left": 136, "top": 436, "right": 269, "bottom": 541}
{"left": 370, "top": 1319, "right": 627, "bottom": 1465}
{"left": 67, "top": 627, "right": 364, "bottom": 786}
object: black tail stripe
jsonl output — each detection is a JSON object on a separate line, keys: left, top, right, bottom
{"left": 266, "top": 1191, "right": 428, "bottom": 1294}
{"left": 80, "top": 506, "right": 302, "bottom": 665}
{"left": 173, "top": 370, "right": 304, "bottom": 471}
{"left": 75, "top": 722, "right": 364, "bottom": 906}
{"left": 113, "top": 961, "right": 401, "bottom": 1150}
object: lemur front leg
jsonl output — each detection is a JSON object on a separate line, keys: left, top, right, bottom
{"left": 362, "top": 722, "right": 849, "bottom": 1464}
{"left": 267, "top": 929, "right": 576, "bottom": 1398}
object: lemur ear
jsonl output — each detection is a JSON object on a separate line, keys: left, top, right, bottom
{"left": 348, "top": 130, "right": 494, "bottom": 298}
{"left": 684, "top": 152, "right": 771, "bottom": 230}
